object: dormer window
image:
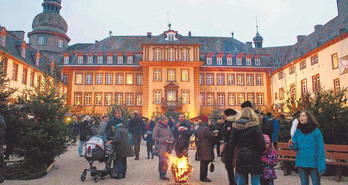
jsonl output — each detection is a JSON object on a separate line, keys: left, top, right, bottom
{"left": 58, "top": 39, "right": 64, "bottom": 48}
{"left": 97, "top": 56, "right": 103, "bottom": 64}
{"left": 117, "top": 55, "right": 123, "bottom": 64}
{"left": 21, "top": 44, "right": 26, "bottom": 58}
{"left": 255, "top": 58, "right": 261, "bottom": 65}
{"left": 236, "top": 57, "right": 242, "bottom": 65}
{"left": 0, "top": 28, "right": 6, "bottom": 47}
{"left": 63, "top": 56, "right": 69, "bottom": 64}
{"left": 182, "top": 49, "right": 189, "bottom": 61}
{"left": 107, "top": 56, "right": 113, "bottom": 64}
{"left": 35, "top": 52, "right": 40, "bottom": 66}
{"left": 165, "top": 31, "right": 177, "bottom": 41}
{"left": 246, "top": 57, "right": 251, "bottom": 65}
{"left": 217, "top": 57, "right": 222, "bottom": 65}
{"left": 38, "top": 36, "right": 45, "bottom": 46}
{"left": 77, "top": 56, "right": 83, "bottom": 64}
{"left": 227, "top": 57, "right": 232, "bottom": 65}
{"left": 87, "top": 56, "right": 93, "bottom": 64}
{"left": 127, "top": 56, "right": 133, "bottom": 64}
{"left": 206, "top": 57, "right": 212, "bottom": 65}
{"left": 154, "top": 49, "right": 161, "bottom": 61}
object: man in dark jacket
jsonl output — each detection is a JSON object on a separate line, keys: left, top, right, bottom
{"left": 78, "top": 116, "right": 97, "bottom": 157}
{"left": 105, "top": 110, "right": 124, "bottom": 140}
{"left": 266, "top": 112, "right": 280, "bottom": 149}
{"left": 172, "top": 114, "right": 193, "bottom": 158}
{"left": 107, "top": 122, "right": 134, "bottom": 179}
{"left": 128, "top": 110, "right": 145, "bottom": 160}
{"left": 256, "top": 110, "right": 273, "bottom": 142}
{"left": 0, "top": 114, "right": 5, "bottom": 183}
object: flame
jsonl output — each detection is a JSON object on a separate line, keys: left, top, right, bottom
{"left": 165, "top": 152, "right": 192, "bottom": 183}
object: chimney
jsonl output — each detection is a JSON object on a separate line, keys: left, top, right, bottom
{"left": 297, "top": 35, "right": 306, "bottom": 43}
{"left": 337, "top": 0, "right": 348, "bottom": 32}
{"left": 188, "top": 31, "right": 191, "bottom": 38}
{"left": 95, "top": 40, "right": 98, "bottom": 44}
{"left": 11, "top": 31, "right": 25, "bottom": 41}
{"left": 147, "top": 32, "right": 152, "bottom": 38}
{"left": 246, "top": 42, "right": 253, "bottom": 48}
{"left": 314, "top": 25, "right": 323, "bottom": 32}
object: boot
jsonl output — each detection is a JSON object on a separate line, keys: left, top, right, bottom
{"left": 135, "top": 154, "right": 139, "bottom": 160}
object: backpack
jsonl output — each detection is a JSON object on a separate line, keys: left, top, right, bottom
{"left": 261, "top": 118, "right": 274, "bottom": 138}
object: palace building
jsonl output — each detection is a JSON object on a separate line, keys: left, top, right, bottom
{"left": 1, "top": 0, "right": 348, "bottom": 118}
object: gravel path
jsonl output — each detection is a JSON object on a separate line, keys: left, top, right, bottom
{"left": 4, "top": 142, "right": 348, "bottom": 185}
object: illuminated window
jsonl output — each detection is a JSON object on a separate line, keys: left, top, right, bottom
{"left": 126, "top": 74, "right": 134, "bottom": 85}
{"left": 75, "top": 73, "right": 82, "bottom": 84}
{"left": 22, "top": 68, "right": 27, "bottom": 85}
{"left": 300, "top": 60, "right": 306, "bottom": 70}
{"left": 217, "top": 93, "right": 225, "bottom": 106}
{"left": 85, "top": 93, "right": 92, "bottom": 105}
{"left": 154, "top": 91, "right": 161, "bottom": 104}
{"left": 247, "top": 92, "right": 254, "bottom": 104}
{"left": 257, "top": 93, "right": 264, "bottom": 105}
{"left": 227, "top": 74, "right": 235, "bottom": 85}
{"left": 256, "top": 74, "right": 263, "bottom": 85}
{"left": 168, "top": 48, "right": 175, "bottom": 61}
{"left": 200, "top": 93, "right": 205, "bottom": 106}
{"left": 155, "top": 49, "right": 161, "bottom": 61}
{"left": 228, "top": 93, "right": 236, "bottom": 106}
{"left": 136, "top": 94, "right": 143, "bottom": 106}
{"left": 105, "top": 93, "right": 112, "bottom": 105}
{"left": 227, "top": 57, "right": 232, "bottom": 65}
{"left": 116, "top": 93, "right": 123, "bottom": 105}
{"left": 78, "top": 56, "right": 83, "bottom": 64}
{"left": 125, "top": 93, "right": 133, "bottom": 106}
{"left": 217, "top": 74, "right": 224, "bottom": 85}
{"left": 107, "top": 56, "right": 113, "bottom": 64}
{"left": 311, "top": 54, "right": 319, "bottom": 65}
{"left": 207, "top": 93, "right": 214, "bottom": 106}
{"left": 168, "top": 69, "right": 175, "bottom": 81}
{"left": 154, "top": 69, "right": 161, "bottom": 81}
{"left": 12, "top": 64, "right": 18, "bottom": 81}
{"left": 182, "top": 49, "right": 189, "bottom": 61}
{"left": 237, "top": 93, "right": 245, "bottom": 105}
{"left": 182, "top": 90, "right": 189, "bottom": 104}
{"left": 181, "top": 69, "right": 189, "bottom": 81}
{"left": 30, "top": 72, "right": 34, "bottom": 87}
{"left": 95, "top": 93, "right": 102, "bottom": 105}
{"left": 332, "top": 53, "right": 338, "bottom": 69}
{"left": 301, "top": 79, "right": 307, "bottom": 97}
{"left": 206, "top": 74, "right": 214, "bottom": 85}
{"left": 96, "top": 74, "right": 102, "bottom": 84}
{"left": 106, "top": 74, "right": 113, "bottom": 84}
{"left": 246, "top": 74, "right": 253, "bottom": 85}
{"left": 237, "top": 74, "right": 244, "bottom": 85}
{"left": 206, "top": 57, "right": 212, "bottom": 65}
{"left": 279, "top": 88, "right": 285, "bottom": 100}
{"left": 74, "top": 92, "right": 82, "bottom": 105}
{"left": 136, "top": 74, "right": 143, "bottom": 85}
{"left": 334, "top": 78, "right": 340, "bottom": 94}
{"left": 167, "top": 91, "right": 176, "bottom": 101}
{"left": 312, "top": 74, "right": 320, "bottom": 92}
{"left": 116, "top": 73, "right": 123, "bottom": 85}
{"left": 87, "top": 56, "right": 93, "bottom": 64}
{"left": 117, "top": 56, "right": 123, "bottom": 64}
{"left": 85, "top": 74, "right": 92, "bottom": 84}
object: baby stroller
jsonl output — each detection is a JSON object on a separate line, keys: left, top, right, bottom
{"left": 80, "top": 136, "right": 117, "bottom": 182}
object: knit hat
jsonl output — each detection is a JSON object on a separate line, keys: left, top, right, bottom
{"left": 224, "top": 108, "right": 237, "bottom": 116}
{"left": 201, "top": 115, "right": 209, "bottom": 122}
{"left": 263, "top": 134, "right": 271, "bottom": 144}
{"left": 241, "top": 101, "right": 252, "bottom": 109}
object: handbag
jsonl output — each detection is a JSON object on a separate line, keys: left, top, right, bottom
{"left": 152, "top": 143, "right": 161, "bottom": 156}
{"left": 209, "top": 162, "right": 215, "bottom": 172}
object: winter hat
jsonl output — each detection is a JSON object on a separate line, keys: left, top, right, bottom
{"left": 83, "top": 115, "right": 91, "bottom": 122}
{"left": 263, "top": 134, "right": 271, "bottom": 144}
{"left": 241, "top": 101, "right": 252, "bottom": 109}
{"left": 201, "top": 115, "right": 209, "bottom": 122}
{"left": 224, "top": 108, "right": 237, "bottom": 116}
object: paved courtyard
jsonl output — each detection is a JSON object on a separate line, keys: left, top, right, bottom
{"left": 4, "top": 142, "right": 348, "bottom": 185}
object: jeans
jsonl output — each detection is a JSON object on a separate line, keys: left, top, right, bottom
{"left": 236, "top": 172, "right": 260, "bottom": 185}
{"left": 298, "top": 167, "right": 321, "bottom": 185}
{"left": 116, "top": 157, "right": 127, "bottom": 177}
{"left": 158, "top": 155, "right": 169, "bottom": 178}
{"left": 78, "top": 140, "right": 85, "bottom": 156}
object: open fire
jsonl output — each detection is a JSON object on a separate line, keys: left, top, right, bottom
{"left": 165, "top": 152, "right": 193, "bottom": 183}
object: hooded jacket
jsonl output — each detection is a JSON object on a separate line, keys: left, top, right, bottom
{"left": 196, "top": 121, "right": 215, "bottom": 161}
{"left": 229, "top": 118, "right": 266, "bottom": 174}
{"left": 111, "top": 123, "right": 134, "bottom": 158}
{"left": 152, "top": 121, "right": 173, "bottom": 156}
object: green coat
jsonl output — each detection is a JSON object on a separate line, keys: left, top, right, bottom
{"left": 111, "top": 124, "right": 134, "bottom": 158}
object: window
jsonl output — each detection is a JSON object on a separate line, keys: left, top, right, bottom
{"left": 30, "top": 72, "right": 34, "bottom": 87}
{"left": 290, "top": 83, "right": 296, "bottom": 98}
{"left": 246, "top": 74, "right": 254, "bottom": 85}
{"left": 332, "top": 53, "right": 338, "bottom": 69}
{"left": 85, "top": 93, "right": 92, "bottom": 106}
{"left": 236, "top": 57, "right": 242, "bottom": 65}
{"left": 116, "top": 73, "right": 123, "bottom": 85}
{"left": 217, "top": 93, "right": 225, "bottom": 106}
{"left": 334, "top": 78, "right": 340, "bottom": 94}
{"left": 85, "top": 73, "right": 92, "bottom": 85}
{"left": 62, "top": 74, "right": 67, "bottom": 83}
{"left": 247, "top": 92, "right": 255, "bottom": 104}
{"left": 97, "top": 56, "right": 103, "bottom": 64}
{"left": 127, "top": 56, "right": 133, "bottom": 64}
{"left": 12, "top": 63, "right": 18, "bottom": 81}
{"left": 237, "top": 93, "right": 245, "bottom": 105}
{"left": 182, "top": 49, "right": 189, "bottom": 61}
{"left": 217, "top": 57, "right": 222, "bottom": 65}
{"left": 182, "top": 90, "right": 189, "bottom": 104}
{"left": 217, "top": 74, "right": 224, "bottom": 85}
{"left": 107, "top": 56, "right": 113, "bottom": 64}
{"left": 154, "top": 69, "right": 161, "bottom": 81}
{"left": 22, "top": 68, "right": 27, "bottom": 85}
{"left": 279, "top": 88, "right": 285, "bottom": 100}
{"left": 278, "top": 71, "right": 284, "bottom": 80}
{"left": 75, "top": 73, "right": 83, "bottom": 84}
{"left": 206, "top": 74, "right": 214, "bottom": 85}
{"left": 35, "top": 55, "right": 40, "bottom": 66}
{"left": 255, "top": 58, "right": 261, "bottom": 66}
{"left": 136, "top": 94, "right": 143, "bottom": 106}
{"left": 87, "top": 56, "right": 93, "bottom": 64}
{"left": 256, "top": 74, "right": 263, "bottom": 85}
{"left": 237, "top": 74, "right": 244, "bottom": 85}
{"left": 38, "top": 36, "right": 45, "bottom": 45}
{"left": 168, "top": 69, "right": 176, "bottom": 81}
{"left": 96, "top": 74, "right": 103, "bottom": 84}
{"left": 207, "top": 93, "right": 214, "bottom": 106}
{"left": 21, "top": 47, "right": 26, "bottom": 58}
{"left": 181, "top": 69, "right": 189, "bottom": 81}
{"left": 301, "top": 79, "right": 307, "bottom": 97}
{"left": 0, "top": 34, "right": 6, "bottom": 47}
{"left": 126, "top": 73, "right": 134, "bottom": 85}
{"left": 227, "top": 74, "right": 235, "bottom": 85}
{"left": 117, "top": 56, "right": 123, "bottom": 64}
{"left": 168, "top": 48, "right": 175, "bottom": 61}
{"left": 64, "top": 56, "right": 69, "bottom": 64}
{"left": 155, "top": 49, "right": 161, "bottom": 61}
{"left": 105, "top": 93, "right": 113, "bottom": 105}
{"left": 200, "top": 93, "right": 205, "bottom": 106}
{"left": 312, "top": 74, "right": 320, "bottom": 92}
{"left": 37, "top": 75, "right": 41, "bottom": 90}
{"left": 136, "top": 74, "right": 143, "bottom": 85}
{"left": 227, "top": 57, "right": 232, "bottom": 65}
{"left": 116, "top": 93, "right": 123, "bottom": 105}
{"left": 2, "top": 57, "right": 7, "bottom": 75}
{"left": 257, "top": 93, "right": 264, "bottom": 105}
{"left": 300, "top": 60, "right": 306, "bottom": 70}
{"left": 206, "top": 57, "right": 212, "bottom": 65}
{"left": 311, "top": 54, "right": 319, "bottom": 65}
{"left": 246, "top": 57, "right": 251, "bottom": 65}
{"left": 105, "top": 73, "right": 113, "bottom": 84}
{"left": 200, "top": 73, "right": 204, "bottom": 85}
{"left": 74, "top": 92, "right": 82, "bottom": 105}
{"left": 78, "top": 56, "right": 83, "bottom": 64}
{"left": 275, "top": 93, "right": 278, "bottom": 100}
{"left": 289, "top": 65, "right": 296, "bottom": 75}
{"left": 228, "top": 93, "right": 236, "bottom": 106}
{"left": 58, "top": 39, "right": 64, "bottom": 48}
{"left": 95, "top": 93, "right": 102, "bottom": 105}
{"left": 154, "top": 90, "right": 161, "bottom": 104}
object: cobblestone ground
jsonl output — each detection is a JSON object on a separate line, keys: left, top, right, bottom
{"left": 4, "top": 142, "right": 348, "bottom": 185}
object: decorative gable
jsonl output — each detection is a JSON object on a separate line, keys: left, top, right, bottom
{"left": 164, "top": 30, "right": 178, "bottom": 41}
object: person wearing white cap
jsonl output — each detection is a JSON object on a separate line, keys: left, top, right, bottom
{"left": 128, "top": 110, "right": 145, "bottom": 160}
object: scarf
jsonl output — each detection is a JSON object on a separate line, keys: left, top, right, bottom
{"left": 297, "top": 122, "right": 316, "bottom": 134}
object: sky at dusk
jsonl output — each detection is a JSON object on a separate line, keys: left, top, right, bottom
{"left": 0, "top": 0, "right": 339, "bottom": 47}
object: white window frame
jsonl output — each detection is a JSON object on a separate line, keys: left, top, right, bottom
{"left": 217, "top": 74, "right": 224, "bottom": 85}
{"left": 75, "top": 93, "right": 82, "bottom": 105}
{"left": 21, "top": 48, "right": 26, "bottom": 58}
{"left": 107, "top": 56, "right": 113, "bottom": 64}
{"left": 105, "top": 93, "right": 112, "bottom": 105}
{"left": 77, "top": 56, "right": 83, "bottom": 64}
{"left": 207, "top": 74, "right": 213, "bottom": 85}
{"left": 206, "top": 57, "right": 212, "bottom": 65}
{"left": 116, "top": 74, "right": 123, "bottom": 84}
{"left": 247, "top": 74, "right": 253, "bottom": 85}
{"left": 256, "top": 74, "right": 263, "bottom": 85}
{"left": 87, "top": 56, "right": 93, "bottom": 64}
{"left": 207, "top": 93, "right": 213, "bottom": 106}
{"left": 86, "top": 74, "right": 92, "bottom": 84}
{"left": 155, "top": 49, "right": 161, "bottom": 61}
{"left": 126, "top": 94, "right": 133, "bottom": 106}
{"left": 136, "top": 74, "right": 143, "bottom": 85}
{"left": 227, "top": 57, "right": 232, "bottom": 65}
{"left": 154, "top": 91, "right": 161, "bottom": 104}
{"left": 75, "top": 74, "right": 83, "bottom": 84}
{"left": 106, "top": 74, "right": 112, "bottom": 84}
{"left": 154, "top": 70, "right": 161, "bottom": 81}
{"left": 181, "top": 69, "right": 189, "bottom": 81}
{"left": 255, "top": 58, "right": 261, "bottom": 66}
{"left": 58, "top": 39, "right": 64, "bottom": 48}
{"left": 257, "top": 93, "right": 264, "bottom": 105}
{"left": 127, "top": 56, "right": 133, "bottom": 64}
{"left": 95, "top": 93, "right": 102, "bottom": 105}
{"left": 97, "top": 56, "right": 103, "bottom": 64}
{"left": 38, "top": 36, "right": 45, "bottom": 45}
{"left": 126, "top": 74, "right": 133, "bottom": 85}
{"left": 182, "top": 90, "right": 189, "bottom": 104}
{"left": 0, "top": 35, "right": 6, "bottom": 47}
{"left": 85, "top": 93, "right": 92, "bottom": 105}
{"left": 236, "top": 57, "right": 242, "bottom": 65}
{"left": 168, "top": 48, "right": 175, "bottom": 61}
{"left": 227, "top": 74, "right": 234, "bottom": 85}
{"left": 246, "top": 57, "right": 251, "bottom": 65}
{"left": 218, "top": 93, "right": 225, "bottom": 106}
{"left": 63, "top": 56, "right": 69, "bottom": 64}
{"left": 117, "top": 56, "right": 123, "bottom": 64}
{"left": 182, "top": 49, "right": 189, "bottom": 61}
{"left": 168, "top": 70, "right": 175, "bottom": 81}
{"left": 116, "top": 93, "right": 123, "bottom": 105}
{"left": 96, "top": 74, "right": 103, "bottom": 84}
{"left": 228, "top": 93, "right": 236, "bottom": 106}
{"left": 217, "top": 57, "right": 222, "bottom": 65}
{"left": 200, "top": 74, "right": 204, "bottom": 85}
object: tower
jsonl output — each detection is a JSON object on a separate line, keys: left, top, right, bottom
{"left": 253, "top": 18, "right": 263, "bottom": 48}
{"left": 28, "top": 0, "right": 70, "bottom": 62}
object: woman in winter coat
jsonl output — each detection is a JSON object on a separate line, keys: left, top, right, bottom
{"left": 229, "top": 107, "right": 266, "bottom": 185}
{"left": 196, "top": 115, "right": 215, "bottom": 183}
{"left": 152, "top": 116, "right": 173, "bottom": 181}
{"left": 289, "top": 110, "right": 325, "bottom": 185}
{"left": 107, "top": 123, "right": 134, "bottom": 179}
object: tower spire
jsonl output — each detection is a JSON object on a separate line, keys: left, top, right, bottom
{"left": 253, "top": 16, "right": 263, "bottom": 48}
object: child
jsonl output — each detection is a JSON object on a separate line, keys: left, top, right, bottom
{"left": 261, "top": 134, "right": 278, "bottom": 185}
{"left": 145, "top": 130, "right": 154, "bottom": 159}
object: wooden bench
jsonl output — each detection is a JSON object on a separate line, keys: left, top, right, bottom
{"left": 277, "top": 142, "right": 348, "bottom": 182}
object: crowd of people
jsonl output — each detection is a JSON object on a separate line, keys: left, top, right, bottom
{"left": 68, "top": 100, "right": 326, "bottom": 185}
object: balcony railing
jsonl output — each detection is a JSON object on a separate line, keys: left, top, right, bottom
{"left": 161, "top": 99, "right": 182, "bottom": 108}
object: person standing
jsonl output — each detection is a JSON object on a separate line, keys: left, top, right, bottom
{"left": 0, "top": 114, "right": 6, "bottom": 183}
{"left": 107, "top": 122, "right": 134, "bottom": 179}
{"left": 256, "top": 111, "right": 273, "bottom": 142}
{"left": 78, "top": 116, "right": 91, "bottom": 157}
{"left": 172, "top": 114, "right": 193, "bottom": 158}
{"left": 260, "top": 134, "right": 278, "bottom": 185}
{"left": 289, "top": 110, "right": 325, "bottom": 185}
{"left": 98, "top": 115, "right": 109, "bottom": 138}
{"left": 196, "top": 115, "right": 215, "bottom": 183}
{"left": 266, "top": 112, "right": 280, "bottom": 149}
{"left": 70, "top": 115, "right": 81, "bottom": 144}
{"left": 105, "top": 110, "right": 124, "bottom": 140}
{"left": 152, "top": 116, "right": 173, "bottom": 181}
{"left": 229, "top": 107, "right": 266, "bottom": 185}
{"left": 212, "top": 118, "right": 223, "bottom": 157}
{"left": 128, "top": 110, "right": 145, "bottom": 160}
